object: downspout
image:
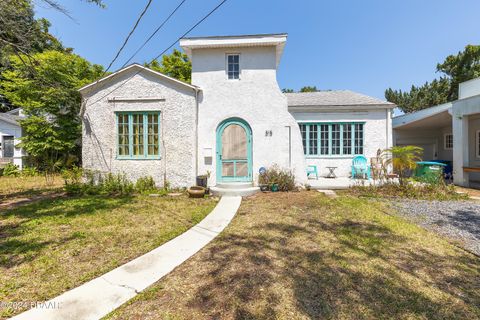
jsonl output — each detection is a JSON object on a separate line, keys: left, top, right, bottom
{"left": 195, "top": 89, "right": 199, "bottom": 180}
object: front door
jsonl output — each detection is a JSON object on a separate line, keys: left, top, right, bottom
{"left": 216, "top": 119, "right": 252, "bottom": 182}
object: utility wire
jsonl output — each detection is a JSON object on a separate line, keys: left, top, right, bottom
{"left": 121, "top": 0, "right": 188, "bottom": 69}
{"left": 83, "top": 0, "right": 228, "bottom": 110}
{"left": 103, "top": 0, "right": 154, "bottom": 75}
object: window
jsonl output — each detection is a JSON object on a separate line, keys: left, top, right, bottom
{"left": 298, "top": 123, "right": 364, "bottom": 157}
{"left": 444, "top": 133, "right": 453, "bottom": 150}
{"left": 227, "top": 54, "right": 240, "bottom": 79}
{"left": 116, "top": 112, "right": 160, "bottom": 159}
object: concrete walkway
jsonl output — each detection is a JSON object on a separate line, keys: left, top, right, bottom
{"left": 11, "top": 196, "right": 242, "bottom": 320}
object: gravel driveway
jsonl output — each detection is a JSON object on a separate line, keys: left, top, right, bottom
{"left": 392, "top": 200, "right": 480, "bottom": 256}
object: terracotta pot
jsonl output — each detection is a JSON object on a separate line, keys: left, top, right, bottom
{"left": 188, "top": 186, "right": 205, "bottom": 198}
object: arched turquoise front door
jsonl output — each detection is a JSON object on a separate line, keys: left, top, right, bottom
{"left": 216, "top": 118, "right": 252, "bottom": 182}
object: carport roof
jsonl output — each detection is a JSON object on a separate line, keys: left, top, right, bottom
{"left": 393, "top": 102, "right": 453, "bottom": 129}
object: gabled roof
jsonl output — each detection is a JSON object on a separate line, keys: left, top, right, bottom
{"left": 78, "top": 63, "right": 200, "bottom": 94}
{"left": 286, "top": 91, "right": 395, "bottom": 109}
{"left": 0, "top": 112, "right": 23, "bottom": 126}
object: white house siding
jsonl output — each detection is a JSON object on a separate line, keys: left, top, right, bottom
{"left": 191, "top": 46, "right": 307, "bottom": 185}
{"left": 293, "top": 109, "right": 392, "bottom": 177}
{"left": 81, "top": 68, "right": 197, "bottom": 188}
{"left": 0, "top": 119, "right": 23, "bottom": 168}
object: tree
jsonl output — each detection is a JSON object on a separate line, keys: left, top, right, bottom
{"left": 0, "top": 50, "right": 104, "bottom": 168}
{"left": 383, "top": 146, "right": 423, "bottom": 185}
{"left": 282, "top": 88, "right": 294, "bottom": 93}
{"left": 385, "top": 45, "right": 480, "bottom": 113}
{"left": 300, "top": 86, "right": 318, "bottom": 92}
{"left": 145, "top": 49, "right": 192, "bottom": 83}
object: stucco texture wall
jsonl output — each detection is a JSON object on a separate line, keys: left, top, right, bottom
{"left": 293, "top": 110, "right": 392, "bottom": 177}
{"left": 81, "top": 67, "right": 197, "bottom": 188}
{"left": 191, "top": 46, "right": 306, "bottom": 185}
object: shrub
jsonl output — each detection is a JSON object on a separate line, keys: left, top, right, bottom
{"left": 101, "top": 173, "right": 134, "bottom": 196}
{"left": 258, "top": 164, "right": 296, "bottom": 191}
{"left": 3, "top": 163, "right": 19, "bottom": 177}
{"left": 21, "top": 166, "right": 39, "bottom": 177}
{"left": 135, "top": 176, "right": 157, "bottom": 194}
{"left": 62, "top": 166, "right": 84, "bottom": 195}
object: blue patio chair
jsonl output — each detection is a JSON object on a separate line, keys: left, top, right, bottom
{"left": 351, "top": 155, "right": 371, "bottom": 179}
{"left": 306, "top": 165, "right": 319, "bottom": 180}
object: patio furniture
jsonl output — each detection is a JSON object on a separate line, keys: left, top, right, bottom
{"left": 351, "top": 155, "right": 371, "bottom": 179}
{"left": 326, "top": 166, "right": 337, "bottom": 178}
{"left": 306, "top": 165, "right": 319, "bottom": 180}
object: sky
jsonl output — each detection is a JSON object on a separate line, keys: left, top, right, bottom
{"left": 34, "top": 0, "right": 480, "bottom": 101}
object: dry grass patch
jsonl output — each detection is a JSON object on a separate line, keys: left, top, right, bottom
{"left": 0, "top": 194, "right": 217, "bottom": 318}
{"left": 0, "top": 175, "right": 63, "bottom": 199}
{"left": 107, "top": 192, "right": 480, "bottom": 320}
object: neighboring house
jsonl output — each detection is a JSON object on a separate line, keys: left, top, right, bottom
{"left": 393, "top": 77, "right": 480, "bottom": 187}
{"left": 79, "top": 33, "right": 394, "bottom": 190}
{"left": 0, "top": 108, "right": 24, "bottom": 169}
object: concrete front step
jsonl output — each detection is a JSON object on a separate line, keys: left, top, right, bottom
{"left": 210, "top": 185, "right": 259, "bottom": 197}
{"left": 216, "top": 182, "right": 253, "bottom": 189}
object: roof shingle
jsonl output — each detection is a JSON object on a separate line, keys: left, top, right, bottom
{"left": 285, "top": 90, "right": 395, "bottom": 108}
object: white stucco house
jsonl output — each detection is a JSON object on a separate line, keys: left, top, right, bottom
{"left": 393, "top": 77, "right": 480, "bottom": 187}
{"left": 0, "top": 108, "right": 24, "bottom": 169}
{"left": 79, "top": 33, "right": 394, "bottom": 194}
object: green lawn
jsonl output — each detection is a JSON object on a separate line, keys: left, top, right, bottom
{"left": 107, "top": 192, "right": 480, "bottom": 320}
{"left": 0, "top": 194, "right": 217, "bottom": 319}
{"left": 0, "top": 175, "right": 63, "bottom": 200}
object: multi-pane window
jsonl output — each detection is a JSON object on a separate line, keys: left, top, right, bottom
{"left": 227, "top": 54, "right": 240, "bottom": 79}
{"left": 116, "top": 112, "right": 161, "bottom": 159}
{"left": 444, "top": 133, "right": 453, "bottom": 150}
{"left": 298, "top": 123, "right": 364, "bottom": 157}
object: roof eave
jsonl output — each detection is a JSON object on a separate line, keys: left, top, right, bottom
{"left": 78, "top": 63, "right": 200, "bottom": 95}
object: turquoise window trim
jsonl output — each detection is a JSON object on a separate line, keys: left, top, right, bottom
{"left": 298, "top": 122, "right": 365, "bottom": 158}
{"left": 115, "top": 111, "right": 161, "bottom": 160}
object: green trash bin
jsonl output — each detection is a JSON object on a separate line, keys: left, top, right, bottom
{"left": 415, "top": 161, "right": 447, "bottom": 179}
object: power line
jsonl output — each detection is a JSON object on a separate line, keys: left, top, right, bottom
{"left": 83, "top": 0, "right": 228, "bottom": 110}
{"left": 121, "top": 0, "right": 188, "bottom": 69}
{"left": 103, "top": 0, "right": 154, "bottom": 75}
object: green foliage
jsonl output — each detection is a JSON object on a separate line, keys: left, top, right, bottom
{"left": 145, "top": 49, "right": 191, "bottom": 83}
{"left": 258, "top": 164, "right": 296, "bottom": 191}
{"left": 0, "top": 50, "right": 103, "bottom": 168}
{"left": 386, "top": 45, "right": 480, "bottom": 113}
{"left": 300, "top": 86, "right": 318, "bottom": 92}
{"left": 282, "top": 88, "right": 294, "bottom": 93}
{"left": 21, "top": 166, "right": 38, "bottom": 177}
{"left": 135, "top": 176, "right": 157, "bottom": 194}
{"left": 63, "top": 170, "right": 135, "bottom": 196}
{"left": 2, "top": 163, "right": 19, "bottom": 177}
{"left": 101, "top": 173, "right": 134, "bottom": 196}
{"left": 383, "top": 146, "right": 423, "bottom": 185}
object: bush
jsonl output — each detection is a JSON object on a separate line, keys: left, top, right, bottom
{"left": 21, "top": 166, "right": 39, "bottom": 177}
{"left": 3, "top": 163, "right": 19, "bottom": 177}
{"left": 100, "top": 173, "right": 134, "bottom": 196}
{"left": 258, "top": 164, "right": 296, "bottom": 191}
{"left": 62, "top": 169, "right": 134, "bottom": 196}
{"left": 135, "top": 176, "right": 157, "bottom": 194}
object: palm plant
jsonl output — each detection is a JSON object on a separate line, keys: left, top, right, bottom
{"left": 382, "top": 146, "right": 423, "bottom": 185}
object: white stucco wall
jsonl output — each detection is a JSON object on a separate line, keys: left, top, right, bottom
{"left": 81, "top": 68, "right": 197, "bottom": 188}
{"left": 191, "top": 46, "right": 307, "bottom": 185}
{"left": 459, "top": 77, "right": 480, "bottom": 99}
{"left": 0, "top": 119, "right": 23, "bottom": 168}
{"left": 293, "top": 109, "right": 392, "bottom": 177}
{"left": 393, "top": 125, "right": 453, "bottom": 161}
